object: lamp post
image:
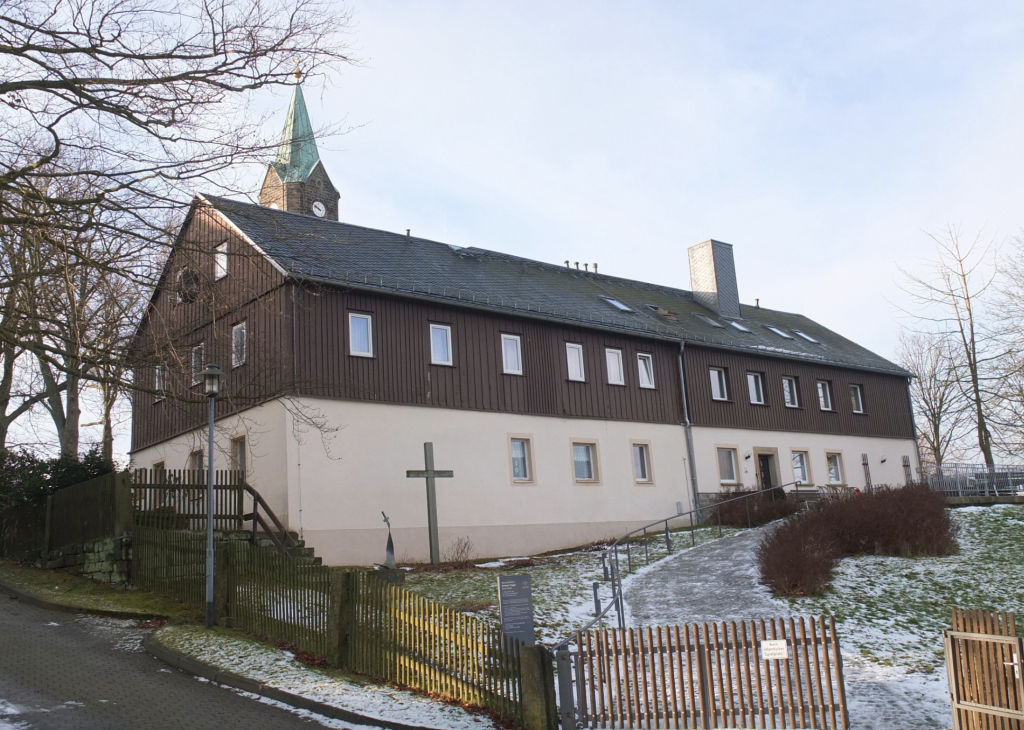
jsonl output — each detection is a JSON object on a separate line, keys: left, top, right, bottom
{"left": 199, "top": 363, "right": 224, "bottom": 629}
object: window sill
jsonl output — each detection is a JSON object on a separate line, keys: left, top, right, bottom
{"left": 512, "top": 479, "right": 535, "bottom": 486}
{"left": 431, "top": 361, "right": 454, "bottom": 367}
{"left": 349, "top": 352, "right": 374, "bottom": 359}
{"left": 639, "top": 385, "right": 656, "bottom": 390}
{"left": 574, "top": 480, "right": 601, "bottom": 485}
{"left": 567, "top": 378, "right": 586, "bottom": 384}
{"left": 784, "top": 404, "right": 802, "bottom": 409}
{"left": 503, "top": 371, "right": 524, "bottom": 377}
{"left": 634, "top": 480, "right": 654, "bottom": 486}
{"left": 608, "top": 381, "right": 626, "bottom": 387}
{"left": 852, "top": 411, "right": 867, "bottom": 416}
{"left": 750, "top": 401, "right": 768, "bottom": 407}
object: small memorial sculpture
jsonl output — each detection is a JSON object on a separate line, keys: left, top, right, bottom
{"left": 375, "top": 511, "right": 404, "bottom": 583}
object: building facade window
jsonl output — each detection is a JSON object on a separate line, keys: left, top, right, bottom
{"left": 817, "top": 381, "right": 833, "bottom": 411}
{"left": 232, "top": 436, "right": 247, "bottom": 475}
{"left": 154, "top": 364, "right": 167, "bottom": 393}
{"left": 349, "top": 314, "right": 373, "bottom": 357}
{"left": 231, "top": 322, "right": 247, "bottom": 368}
{"left": 718, "top": 447, "right": 738, "bottom": 484}
{"left": 633, "top": 443, "right": 651, "bottom": 482}
{"left": 850, "top": 384, "right": 864, "bottom": 413}
{"left": 792, "top": 451, "right": 810, "bottom": 485}
{"left": 710, "top": 367, "right": 729, "bottom": 401}
{"left": 502, "top": 334, "right": 523, "bottom": 375}
{"left": 826, "top": 453, "right": 844, "bottom": 484}
{"left": 606, "top": 348, "right": 624, "bottom": 385}
{"left": 747, "top": 372, "right": 765, "bottom": 404}
{"left": 566, "top": 343, "right": 585, "bottom": 381}
{"left": 572, "top": 442, "right": 598, "bottom": 482}
{"left": 510, "top": 438, "right": 531, "bottom": 481}
{"left": 189, "top": 450, "right": 204, "bottom": 476}
{"left": 191, "top": 344, "right": 204, "bottom": 384}
{"left": 637, "top": 353, "right": 655, "bottom": 388}
{"left": 214, "top": 243, "right": 228, "bottom": 280}
{"left": 430, "top": 324, "right": 453, "bottom": 365}
{"left": 782, "top": 377, "right": 799, "bottom": 408}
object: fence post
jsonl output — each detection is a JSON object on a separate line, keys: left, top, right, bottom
{"left": 521, "top": 645, "right": 558, "bottom": 730}
{"left": 555, "top": 648, "right": 576, "bottom": 729}
{"left": 214, "top": 542, "right": 232, "bottom": 626}
{"left": 112, "top": 472, "right": 132, "bottom": 538}
{"left": 41, "top": 495, "right": 53, "bottom": 563}
{"left": 329, "top": 570, "right": 357, "bottom": 669}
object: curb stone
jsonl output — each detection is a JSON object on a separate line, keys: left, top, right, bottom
{"left": 0, "top": 578, "right": 174, "bottom": 621}
{"left": 143, "top": 630, "right": 446, "bottom": 730}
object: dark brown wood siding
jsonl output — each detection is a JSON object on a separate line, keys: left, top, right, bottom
{"left": 292, "top": 286, "right": 683, "bottom": 423}
{"left": 683, "top": 345, "right": 914, "bottom": 439}
{"left": 131, "top": 205, "right": 290, "bottom": 451}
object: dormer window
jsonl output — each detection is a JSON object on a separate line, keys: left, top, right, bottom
{"left": 600, "top": 296, "right": 634, "bottom": 313}
{"left": 764, "top": 325, "right": 793, "bottom": 340}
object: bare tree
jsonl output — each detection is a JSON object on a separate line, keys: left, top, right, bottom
{"left": 900, "top": 226, "right": 999, "bottom": 468}
{"left": 896, "top": 330, "right": 971, "bottom": 467}
{"left": 988, "top": 233, "right": 1024, "bottom": 459}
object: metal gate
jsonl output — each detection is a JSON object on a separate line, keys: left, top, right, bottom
{"left": 557, "top": 616, "right": 849, "bottom": 729}
{"left": 945, "top": 630, "right": 1024, "bottom": 730}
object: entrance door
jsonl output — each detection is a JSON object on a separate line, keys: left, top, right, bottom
{"left": 757, "top": 454, "right": 774, "bottom": 489}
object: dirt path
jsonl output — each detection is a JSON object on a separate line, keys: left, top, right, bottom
{"left": 623, "top": 526, "right": 953, "bottom": 730}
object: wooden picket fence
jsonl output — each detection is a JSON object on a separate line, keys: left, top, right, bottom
{"left": 350, "top": 571, "right": 524, "bottom": 723}
{"left": 945, "top": 609, "right": 1022, "bottom": 730}
{"left": 132, "top": 469, "right": 245, "bottom": 532}
{"left": 570, "top": 617, "right": 848, "bottom": 729}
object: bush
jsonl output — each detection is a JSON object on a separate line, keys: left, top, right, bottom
{"left": 708, "top": 487, "right": 800, "bottom": 528}
{"left": 0, "top": 447, "right": 115, "bottom": 510}
{"left": 757, "top": 484, "right": 958, "bottom": 597}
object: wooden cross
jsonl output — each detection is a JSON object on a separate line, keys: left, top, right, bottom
{"left": 406, "top": 442, "right": 453, "bottom": 565}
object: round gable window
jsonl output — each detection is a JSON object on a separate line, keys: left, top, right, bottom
{"left": 177, "top": 268, "right": 200, "bottom": 303}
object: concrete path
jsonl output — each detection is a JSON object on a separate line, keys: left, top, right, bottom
{"left": 0, "top": 596, "right": 348, "bottom": 729}
{"left": 623, "top": 526, "right": 953, "bottom": 730}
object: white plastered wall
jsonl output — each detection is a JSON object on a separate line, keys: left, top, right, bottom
{"left": 134, "top": 397, "right": 696, "bottom": 566}
{"left": 131, "top": 399, "right": 291, "bottom": 521}
{"left": 689, "top": 425, "right": 919, "bottom": 495}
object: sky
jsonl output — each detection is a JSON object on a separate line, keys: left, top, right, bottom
{"left": 67, "top": 1, "right": 1024, "bottom": 461}
{"left": 250, "top": 0, "right": 1024, "bottom": 361}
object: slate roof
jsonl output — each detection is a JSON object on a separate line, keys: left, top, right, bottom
{"left": 203, "top": 195, "right": 910, "bottom": 377}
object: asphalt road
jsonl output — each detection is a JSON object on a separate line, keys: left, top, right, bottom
{"left": 0, "top": 595, "right": 346, "bottom": 729}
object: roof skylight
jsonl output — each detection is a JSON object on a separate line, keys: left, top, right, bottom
{"left": 600, "top": 296, "right": 634, "bottom": 313}
{"left": 646, "top": 304, "right": 678, "bottom": 320}
{"left": 792, "top": 329, "right": 821, "bottom": 344}
{"left": 764, "top": 325, "right": 794, "bottom": 340}
{"left": 729, "top": 321, "right": 751, "bottom": 333}
{"left": 692, "top": 313, "right": 724, "bottom": 328}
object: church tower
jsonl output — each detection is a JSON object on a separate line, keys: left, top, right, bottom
{"left": 259, "top": 74, "right": 340, "bottom": 220}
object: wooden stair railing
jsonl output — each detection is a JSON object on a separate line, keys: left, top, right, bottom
{"left": 242, "top": 485, "right": 299, "bottom": 556}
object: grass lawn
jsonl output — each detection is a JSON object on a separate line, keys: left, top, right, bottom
{"left": 789, "top": 504, "right": 1024, "bottom": 674}
{"left": 0, "top": 558, "right": 200, "bottom": 619}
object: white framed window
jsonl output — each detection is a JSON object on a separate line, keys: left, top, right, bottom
{"left": 717, "top": 448, "right": 738, "bottom": 484}
{"left": 633, "top": 443, "right": 651, "bottom": 483}
{"left": 191, "top": 344, "right": 204, "bottom": 385}
{"left": 232, "top": 436, "right": 247, "bottom": 475}
{"left": 637, "top": 353, "right": 655, "bottom": 389}
{"left": 782, "top": 377, "right": 799, "bottom": 408}
{"left": 214, "top": 242, "right": 228, "bottom": 280}
{"left": 600, "top": 296, "right": 634, "bottom": 312}
{"left": 765, "top": 325, "right": 793, "bottom": 339}
{"left": 792, "top": 451, "right": 810, "bottom": 485}
{"left": 817, "top": 381, "right": 833, "bottom": 411}
{"left": 826, "top": 453, "right": 844, "bottom": 484}
{"left": 729, "top": 320, "right": 751, "bottom": 333}
{"left": 430, "top": 324, "right": 453, "bottom": 365}
{"left": 572, "top": 442, "right": 598, "bottom": 482}
{"left": 793, "top": 329, "right": 820, "bottom": 344}
{"left": 231, "top": 322, "right": 247, "bottom": 368}
{"left": 189, "top": 450, "right": 204, "bottom": 475}
{"left": 747, "top": 372, "right": 765, "bottom": 404}
{"left": 154, "top": 364, "right": 167, "bottom": 393}
{"left": 511, "top": 438, "right": 532, "bottom": 481}
{"left": 349, "top": 313, "right": 373, "bottom": 357}
{"left": 605, "top": 348, "right": 624, "bottom": 385}
{"left": 709, "top": 367, "right": 729, "bottom": 401}
{"left": 850, "top": 384, "right": 864, "bottom": 413}
{"left": 566, "top": 343, "right": 585, "bottom": 382}
{"left": 502, "top": 334, "right": 523, "bottom": 375}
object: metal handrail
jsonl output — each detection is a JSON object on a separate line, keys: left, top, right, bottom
{"left": 552, "top": 482, "right": 802, "bottom": 650}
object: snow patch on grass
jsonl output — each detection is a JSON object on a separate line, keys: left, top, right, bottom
{"left": 157, "top": 624, "right": 499, "bottom": 730}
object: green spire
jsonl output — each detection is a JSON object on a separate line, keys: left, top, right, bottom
{"left": 272, "top": 81, "right": 321, "bottom": 184}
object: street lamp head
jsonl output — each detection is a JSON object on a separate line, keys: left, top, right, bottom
{"left": 199, "top": 363, "right": 224, "bottom": 397}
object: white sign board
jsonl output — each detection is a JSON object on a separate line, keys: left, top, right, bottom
{"left": 761, "top": 639, "right": 789, "bottom": 661}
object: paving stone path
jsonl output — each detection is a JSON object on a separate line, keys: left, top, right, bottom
{"left": 623, "top": 526, "right": 953, "bottom": 730}
{"left": 0, "top": 596, "right": 346, "bottom": 729}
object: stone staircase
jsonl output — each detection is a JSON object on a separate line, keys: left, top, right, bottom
{"left": 253, "top": 531, "right": 322, "bottom": 565}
